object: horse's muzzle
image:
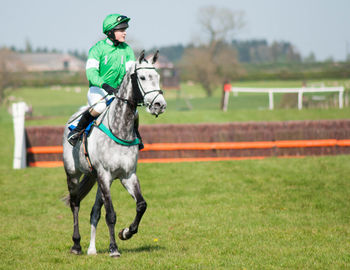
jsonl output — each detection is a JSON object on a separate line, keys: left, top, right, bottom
{"left": 146, "top": 91, "right": 167, "bottom": 116}
{"left": 149, "top": 101, "right": 167, "bottom": 116}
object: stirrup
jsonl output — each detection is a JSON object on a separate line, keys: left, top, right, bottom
{"left": 67, "top": 130, "right": 83, "bottom": 146}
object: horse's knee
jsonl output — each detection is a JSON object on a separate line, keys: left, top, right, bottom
{"left": 67, "top": 176, "right": 79, "bottom": 192}
{"left": 137, "top": 201, "right": 147, "bottom": 214}
{"left": 106, "top": 210, "right": 116, "bottom": 225}
{"left": 69, "top": 198, "right": 80, "bottom": 212}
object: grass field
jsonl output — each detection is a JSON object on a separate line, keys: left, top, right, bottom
{"left": 4, "top": 79, "right": 350, "bottom": 126}
{"left": 1, "top": 80, "right": 350, "bottom": 269}
{"left": 1, "top": 150, "right": 350, "bottom": 269}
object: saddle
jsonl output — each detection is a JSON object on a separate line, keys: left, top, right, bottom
{"left": 68, "top": 121, "right": 94, "bottom": 136}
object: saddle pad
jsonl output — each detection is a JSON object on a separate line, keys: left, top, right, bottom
{"left": 68, "top": 121, "right": 94, "bottom": 134}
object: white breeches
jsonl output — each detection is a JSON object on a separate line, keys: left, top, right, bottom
{"left": 87, "top": 86, "right": 114, "bottom": 114}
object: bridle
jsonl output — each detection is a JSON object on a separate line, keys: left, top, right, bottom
{"left": 116, "top": 65, "right": 163, "bottom": 109}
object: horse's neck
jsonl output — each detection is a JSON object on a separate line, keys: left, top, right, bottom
{"left": 107, "top": 75, "right": 135, "bottom": 140}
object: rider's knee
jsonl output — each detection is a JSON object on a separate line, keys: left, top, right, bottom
{"left": 89, "top": 108, "right": 101, "bottom": 117}
{"left": 92, "top": 103, "right": 106, "bottom": 115}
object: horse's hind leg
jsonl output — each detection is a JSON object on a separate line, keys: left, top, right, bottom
{"left": 66, "top": 173, "right": 82, "bottom": 255}
{"left": 97, "top": 177, "right": 120, "bottom": 257}
{"left": 119, "top": 174, "right": 147, "bottom": 241}
{"left": 87, "top": 187, "right": 103, "bottom": 255}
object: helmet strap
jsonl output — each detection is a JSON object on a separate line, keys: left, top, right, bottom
{"left": 107, "top": 31, "right": 120, "bottom": 47}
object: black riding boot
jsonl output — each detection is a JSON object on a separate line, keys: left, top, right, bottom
{"left": 67, "top": 110, "right": 94, "bottom": 146}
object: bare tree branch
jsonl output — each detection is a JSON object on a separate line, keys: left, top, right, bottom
{"left": 198, "top": 6, "right": 245, "bottom": 44}
{"left": 181, "top": 6, "right": 246, "bottom": 97}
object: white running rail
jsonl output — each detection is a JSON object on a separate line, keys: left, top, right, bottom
{"left": 231, "top": 86, "right": 344, "bottom": 110}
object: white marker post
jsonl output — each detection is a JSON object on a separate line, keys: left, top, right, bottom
{"left": 12, "top": 102, "right": 27, "bottom": 169}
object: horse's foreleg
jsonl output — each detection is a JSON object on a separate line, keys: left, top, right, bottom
{"left": 119, "top": 174, "right": 147, "bottom": 241}
{"left": 66, "top": 174, "right": 82, "bottom": 255}
{"left": 87, "top": 187, "right": 103, "bottom": 255}
{"left": 98, "top": 178, "right": 120, "bottom": 257}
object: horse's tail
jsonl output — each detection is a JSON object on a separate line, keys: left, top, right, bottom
{"left": 62, "top": 174, "right": 97, "bottom": 206}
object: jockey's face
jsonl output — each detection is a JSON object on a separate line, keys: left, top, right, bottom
{"left": 114, "top": 28, "right": 127, "bottom": 43}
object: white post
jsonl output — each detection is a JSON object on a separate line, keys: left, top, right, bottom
{"left": 298, "top": 90, "right": 303, "bottom": 110}
{"left": 12, "top": 102, "right": 27, "bottom": 169}
{"left": 223, "top": 91, "right": 229, "bottom": 112}
{"left": 339, "top": 88, "right": 344, "bottom": 109}
{"left": 268, "top": 91, "right": 274, "bottom": 110}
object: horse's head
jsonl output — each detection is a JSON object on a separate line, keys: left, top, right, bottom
{"left": 129, "top": 50, "right": 167, "bottom": 117}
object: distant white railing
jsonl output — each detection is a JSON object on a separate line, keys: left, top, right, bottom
{"left": 231, "top": 87, "right": 344, "bottom": 110}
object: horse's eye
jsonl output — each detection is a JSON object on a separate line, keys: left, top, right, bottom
{"left": 140, "top": 76, "right": 146, "bottom": 80}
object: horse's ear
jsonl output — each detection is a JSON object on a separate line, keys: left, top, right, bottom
{"left": 138, "top": 50, "right": 145, "bottom": 64}
{"left": 152, "top": 50, "right": 159, "bottom": 64}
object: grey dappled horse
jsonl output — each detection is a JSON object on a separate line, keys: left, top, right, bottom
{"left": 63, "top": 51, "right": 166, "bottom": 257}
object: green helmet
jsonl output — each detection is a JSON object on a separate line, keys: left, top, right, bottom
{"left": 103, "top": 14, "right": 130, "bottom": 34}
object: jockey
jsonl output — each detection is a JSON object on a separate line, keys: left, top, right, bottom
{"left": 68, "top": 14, "right": 143, "bottom": 148}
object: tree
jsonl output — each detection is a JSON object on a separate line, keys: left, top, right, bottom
{"left": 148, "top": 44, "right": 185, "bottom": 63}
{"left": 25, "top": 38, "right": 33, "bottom": 53}
{"left": 180, "top": 6, "right": 245, "bottom": 96}
{"left": 181, "top": 43, "right": 242, "bottom": 96}
{"left": 305, "top": 52, "right": 316, "bottom": 63}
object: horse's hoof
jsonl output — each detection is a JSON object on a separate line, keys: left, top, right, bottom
{"left": 118, "top": 228, "right": 132, "bottom": 240}
{"left": 109, "top": 243, "right": 120, "bottom": 258}
{"left": 118, "top": 229, "right": 126, "bottom": 240}
{"left": 110, "top": 251, "right": 121, "bottom": 258}
{"left": 70, "top": 247, "right": 82, "bottom": 255}
{"left": 87, "top": 247, "right": 97, "bottom": 255}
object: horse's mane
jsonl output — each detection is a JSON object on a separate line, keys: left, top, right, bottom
{"left": 119, "top": 62, "right": 135, "bottom": 91}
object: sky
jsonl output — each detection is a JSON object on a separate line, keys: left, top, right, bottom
{"left": 1, "top": 0, "right": 349, "bottom": 61}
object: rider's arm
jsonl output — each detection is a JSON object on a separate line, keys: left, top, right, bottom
{"left": 86, "top": 45, "right": 104, "bottom": 88}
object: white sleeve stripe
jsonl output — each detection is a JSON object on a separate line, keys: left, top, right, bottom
{"left": 86, "top": 59, "right": 100, "bottom": 70}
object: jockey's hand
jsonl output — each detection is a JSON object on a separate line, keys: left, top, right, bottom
{"left": 102, "top": 83, "right": 116, "bottom": 95}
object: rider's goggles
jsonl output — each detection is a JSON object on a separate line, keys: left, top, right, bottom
{"left": 117, "top": 15, "right": 128, "bottom": 22}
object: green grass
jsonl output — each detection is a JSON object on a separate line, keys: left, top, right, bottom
{"left": 5, "top": 86, "right": 87, "bottom": 117}
{"left": 4, "top": 79, "right": 350, "bottom": 126}
{"left": 1, "top": 152, "right": 350, "bottom": 269}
